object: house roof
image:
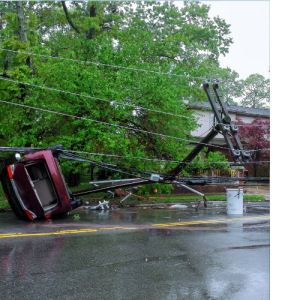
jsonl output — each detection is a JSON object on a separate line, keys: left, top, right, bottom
{"left": 188, "top": 101, "right": 270, "bottom": 117}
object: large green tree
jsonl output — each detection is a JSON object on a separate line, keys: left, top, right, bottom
{"left": 240, "top": 74, "right": 270, "bottom": 109}
{"left": 0, "top": 1, "right": 233, "bottom": 176}
{"left": 206, "top": 64, "right": 242, "bottom": 105}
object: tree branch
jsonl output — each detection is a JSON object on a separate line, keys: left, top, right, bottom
{"left": 0, "top": 72, "right": 12, "bottom": 78}
{"left": 36, "top": 5, "right": 55, "bottom": 30}
{"left": 61, "top": 1, "right": 82, "bottom": 34}
{"left": 2, "top": 50, "right": 13, "bottom": 76}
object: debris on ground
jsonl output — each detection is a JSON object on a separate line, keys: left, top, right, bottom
{"left": 110, "top": 204, "right": 119, "bottom": 210}
{"left": 91, "top": 200, "right": 110, "bottom": 210}
{"left": 169, "top": 204, "right": 188, "bottom": 209}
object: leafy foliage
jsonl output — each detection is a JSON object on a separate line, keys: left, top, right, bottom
{"left": 185, "top": 147, "right": 229, "bottom": 174}
{"left": 240, "top": 74, "right": 270, "bottom": 109}
{"left": 0, "top": 1, "right": 235, "bottom": 179}
{"left": 233, "top": 117, "right": 270, "bottom": 176}
{"left": 207, "top": 64, "right": 242, "bottom": 106}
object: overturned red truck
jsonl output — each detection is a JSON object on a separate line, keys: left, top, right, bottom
{"left": 1, "top": 144, "right": 153, "bottom": 220}
{"left": 1, "top": 146, "right": 82, "bottom": 220}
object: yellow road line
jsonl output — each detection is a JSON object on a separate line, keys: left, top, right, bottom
{"left": 0, "top": 216, "right": 269, "bottom": 239}
{"left": 152, "top": 216, "right": 269, "bottom": 227}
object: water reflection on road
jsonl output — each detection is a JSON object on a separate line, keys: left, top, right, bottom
{"left": 0, "top": 202, "right": 269, "bottom": 300}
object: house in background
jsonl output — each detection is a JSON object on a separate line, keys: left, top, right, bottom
{"left": 185, "top": 100, "right": 270, "bottom": 176}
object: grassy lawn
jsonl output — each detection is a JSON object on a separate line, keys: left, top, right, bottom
{"left": 0, "top": 186, "right": 6, "bottom": 201}
{"left": 136, "top": 194, "right": 265, "bottom": 204}
{"left": 0, "top": 183, "right": 10, "bottom": 209}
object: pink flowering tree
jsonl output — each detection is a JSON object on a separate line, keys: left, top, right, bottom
{"left": 232, "top": 117, "right": 270, "bottom": 177}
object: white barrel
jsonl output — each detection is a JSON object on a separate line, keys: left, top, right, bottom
{"left": 226, "top": 188, "right": 243, "bottom": 214}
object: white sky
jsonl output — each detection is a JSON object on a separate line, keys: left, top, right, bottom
{"left": 175, "top": 1, "right": 270, "bottom": 80}
{"left": 64, "top": 1, "right": 269, "bottom": 80}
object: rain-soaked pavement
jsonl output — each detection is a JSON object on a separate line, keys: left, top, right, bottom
{"left": 0, "top": 202, "right": 270, "bottom": 300}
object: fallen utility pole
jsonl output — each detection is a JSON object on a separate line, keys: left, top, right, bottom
{"left": 72, "top": 80, "right": 258, "bottom": 198}
{"left": 168, "top": 124, "right": 221, "bottom": 176}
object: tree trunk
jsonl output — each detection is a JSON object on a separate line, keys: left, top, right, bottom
{"left": 3, "top": 52, "right": 13, "bottom": 73}
{"left": 68, "top": 169, "right": 81, "bottom": 187}
{"left": 16, "top": 2, "right": 28, "bottom": 43}
{"left": 2, "top": 2, "right": 13, "bottom": 75}
{"left": 0, "top": 6, "right": 3, "bottom": 41}
{"left": 253, "top": 163, "right": 257, "bottom": 177}
{"left": 90, "top": 165, "right": 96, "bottom": 181}
{"left": 16, "top": 1, "right": 30, "bottom": 68}
{"left": 86, "top": 4, "right": 96, "bottom": 40}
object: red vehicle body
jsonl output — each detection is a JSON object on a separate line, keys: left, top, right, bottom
{"left": 0, "top": 149, "right": 82, "bottom": 220}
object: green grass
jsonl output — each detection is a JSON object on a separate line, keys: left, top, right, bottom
{"left": 0, "top": 202, "right": 10, "bottom": 209}
{"left": 137, "top": 194, "right": 265, "bottom": 204}
{"left": 0, "top": 186, "right": 6, "bottom": 201}
{"left": 0, "top": 186, "right": 10, "bottom": 209}
{"left": 68, "top": 182, "right": 266, "bottom": 205}
{"left": 68, "top": 182, "right": 108, "bottom": 199}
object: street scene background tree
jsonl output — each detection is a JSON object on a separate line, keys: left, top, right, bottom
{"left": 240, "top": 74, "right": 270, "bottom": 109}
{"left": 233, "top": 117, "right": 270, "bottom": 176}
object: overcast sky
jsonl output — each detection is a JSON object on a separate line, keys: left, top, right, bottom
{"left": 176, "top": 1, "right": 270, "bottom": 80}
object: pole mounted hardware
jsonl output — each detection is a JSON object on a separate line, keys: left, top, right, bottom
{"left": 168, "top": 80, "right": 252, "bottom": 178}
{"left": 210, "top": 80, "right": 251, "bottom": 163}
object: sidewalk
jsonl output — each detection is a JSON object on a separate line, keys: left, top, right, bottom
{"left": 243, "top": 186, "right": 270, "bottom": 201}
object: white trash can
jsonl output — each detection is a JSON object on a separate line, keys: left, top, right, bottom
{"left": 226, "top": 188, "right": 243, "bottom": 215}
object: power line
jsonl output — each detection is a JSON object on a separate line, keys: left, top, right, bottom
{"left": 0, "top": 146, "right": 45, "bottom": 152}
{"left": 63, "top": 149, "right": 188, "bottom": 163}
{"left": 206, "top": 183, "right": 270, "bottom": 186}
{"left": 0, "top": 146, "right": 269, "bottom": 165}
{"left": 178, "top": 176, "right": 269, "bottom": 181}
{"left": 0, "top": 77, "right": 192, "bottom": 120}
{"left": 193, "top": 113, "right": 270, "bottom": 127}
{"left": 215, "top": 122, "right": 270, "bottom": 127}
{"left": 61, "top": 153, "right": 151, "bottom": 180}
{"left": 61, "top": 151, "right": 270, "bottom": 181}
{"left": 0, "top": 98, "right": 203, "bottom": 144}
{"left": 0, "top": 72, "right": 270, "bottom": 128}
{"left": 0, "top": 99, "right": 270, "bottom": 152}
{"left": 0, "top": 78, "right": 270, "bottom": 129}
{"left": 0, "top": 51, "right": 270, "bottom": 128}
{"left": 62, "top": 149, "right": 270, "bottom": 164}
{"left": 0, "top": 48, "right": 207, "bottom": 80}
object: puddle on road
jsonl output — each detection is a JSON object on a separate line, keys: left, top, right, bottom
{"left": 0, "top": 202, "right": 269, "bottom": 234}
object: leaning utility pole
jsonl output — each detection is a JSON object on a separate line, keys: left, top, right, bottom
{"left": 169, "top": 80, "right": 251, "bottom": 178}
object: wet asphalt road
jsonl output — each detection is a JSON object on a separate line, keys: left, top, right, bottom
{"left": 0, "top": 202, "right": 270, "bottom": 300}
